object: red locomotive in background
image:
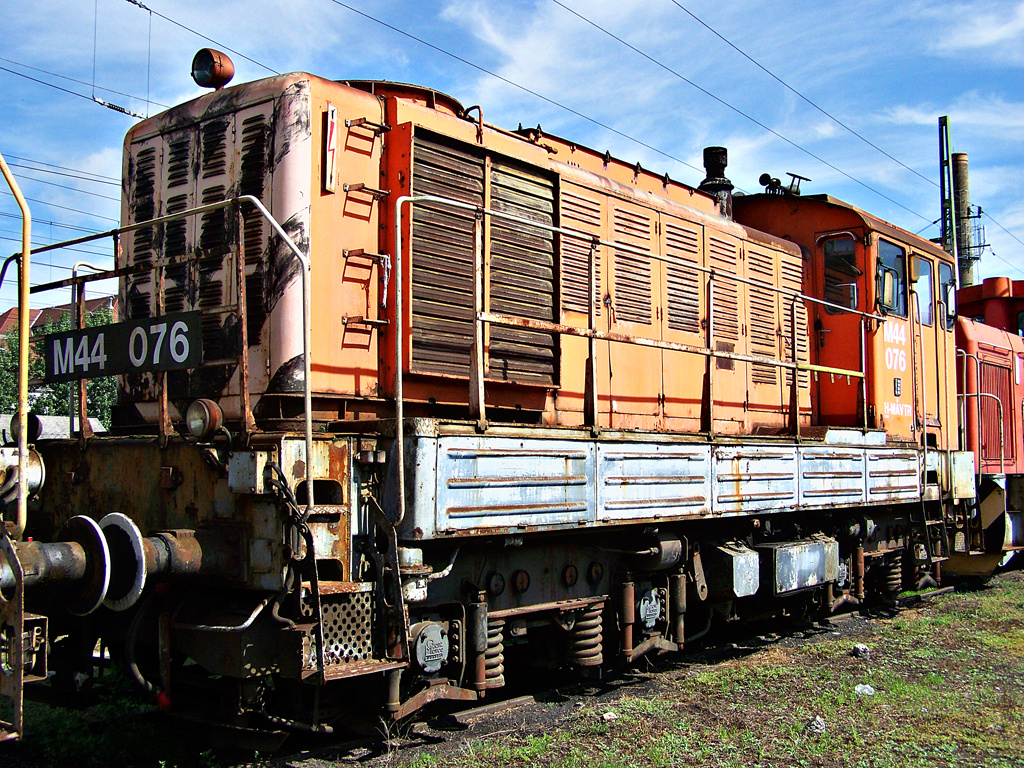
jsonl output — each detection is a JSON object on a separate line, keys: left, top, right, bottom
{"left": 0, "top": 49, "right": 1016, "bottom": 741}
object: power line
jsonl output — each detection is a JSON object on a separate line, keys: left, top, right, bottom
{"left": 3, "top": 155, "right": 118, "bottom": 183}
{"left": 124, "top": 0, "right": 279, "bottom": 76}
{"left": 0, "top": 212, "right": 100, "bottom": 235}
{"left": 0, "top": 65, "right": 141, "bottom": 118}
{"left": 5, "top": 172, "right": 120, "bottom": 203}
{"left": 324, "top": 0, "right": 704, "bottom": 175}
{"left": 0, "top": 231, "right": 113, "bottom": 260}
{"left": 0, "top": 190, "right": 118, "bottom": 223}
{"left": 549, "top": 0, "right": 932, "bottom": 223}
{"left": 0, "top": 56, "right": 167, "bottom": 109}
{"left": 4, "top": 161, "right": 119, "bottom": 187}
{"left": 667, "top": 1, "right": 938, "bottom": 190}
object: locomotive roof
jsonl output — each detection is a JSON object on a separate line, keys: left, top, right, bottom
{"left": 737, "top": 192, "right": 950, "bottom": 261}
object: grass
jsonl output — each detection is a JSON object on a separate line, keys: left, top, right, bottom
{"left": 391, "top": 571, "right": 1024, "bottom": 768}
{"left": 2, "top": 574, "right": 1023, "bottom": 767}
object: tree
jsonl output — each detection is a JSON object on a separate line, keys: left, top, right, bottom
{"left": 0, "top": 304, "right": 118, "bottom": 428}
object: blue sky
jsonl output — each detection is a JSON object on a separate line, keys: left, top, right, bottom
{"left": 3, "top": 0, "right": 1024, "bottom": 311}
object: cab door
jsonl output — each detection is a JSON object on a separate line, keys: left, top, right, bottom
{"left": 813, "top": 231, "right": 866, "bottom": 426}
{"left": 909, "top": 254, "right": 942, "bottom": 445}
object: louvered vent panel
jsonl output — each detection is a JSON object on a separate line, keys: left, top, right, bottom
{"left": 489, "top": 161, "right": 556, "bottom": 384}
{"left": 708, "top": 235, "right": 739, "bottom": 341}
{"left": 123, "top": 102, "right": 273, "bottom": 403}
{"left": 560, "top": 189, "right": 602, "bottom": 316}
{"left": 127, "top": 144, "right": 157, "bottom": 320}
{"left": 747, "top": 246, "right": 778, "bottom": 385}
{"left": 410, "top": 135, "right": 484, "bottom": 377}
{"left": 780, "top": 251, "right": 809, "bottom": 388}
{"left": 238, "top": 111, "right": 271, "bottom": 345}
{"left": 665, "top": 220, "right": 701, "bottom": 334}
{"left": 612, "top": 207, "right": 652, "bottom": 325}
{"left": 980, "top": 364, "right": 1013, "bottom": 462}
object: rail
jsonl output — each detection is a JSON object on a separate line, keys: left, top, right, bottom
{"left": 5, "top": 195, "right": 316, "bottom": 511}
{"left": 956, "top": 349, "right": 1006, "bottom": 478}
{"left": 394, "top": 193, "right": 884, "bottom": 523}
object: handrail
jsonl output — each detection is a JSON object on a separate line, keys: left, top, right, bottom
{"left": 0, "top": 152, "right": 31, "bottom": 540}
{"left": 393, "top": 192, "right": 880, "bottom": 524}
{"left": 9, "top": 195, "right": 315, "bottom": 512}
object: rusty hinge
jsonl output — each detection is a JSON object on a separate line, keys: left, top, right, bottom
{"left": 345, "top": 117, "right": 391, "bottom": 134}
{"left": 342, "top": 316, "right": 390, "bottom": 328}
{"left": 344, "top": 183, "right": 390, "bottom": 199}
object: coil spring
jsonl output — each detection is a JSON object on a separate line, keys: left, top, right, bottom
{"left": 568, "top": 602, "right": 604, "bottom": 667}
{"left": 484, "top": 619, "right": 505, "bottom": 688}
{"left": 885, "top": 557, "right": 903, "bottom": 594}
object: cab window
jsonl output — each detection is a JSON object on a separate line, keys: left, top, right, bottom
{"left": 876, "top": 239, "right": 907, "bottom": 317}
{"left": 939, "top": 262, "right": 955, "bottom": 331}
{"left": 912, "top": 256, "right": 933, "bottom": 326}
{"left": 822, "top": 235, "right": 861, "bottom": 314}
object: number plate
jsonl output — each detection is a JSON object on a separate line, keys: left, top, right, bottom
{"left": 44, "top": 312, "right": 203, "bottom": 382}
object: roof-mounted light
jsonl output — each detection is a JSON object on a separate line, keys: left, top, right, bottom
{"left": 191, "top": 48, "right": 234, "bottom": 90}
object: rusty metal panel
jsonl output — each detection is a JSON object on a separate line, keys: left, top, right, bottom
{"left": 981, "top": 362, "right": 1012, "bottom": 462}
{"left": 488, "top": 159, "right": 556, "bottom": 384}
{"left": 597, "top": 444, "right": 711, "bottom": 521}
{"left": 122, "top": 95, "right": 282, "bottom": 408}
{"left": 799, "top": 446, "right": 867, "bottom": 506}
{"left": 433, "top": 436, "right": 594, "bottom": 533}
{"left": 560, "top": 187, "right": 603, "bottom": 317}
{"left": 866, "top": 449, "right": 921, "bottom": 502}
{"left": 611, "top": 206, "right": 653, "bottom": 325}
{"left": 708, "top": 234, "right": 740, "bottom": 343}
{"left": 410, "top": 134, "right": 484, "bottom": 378}
{"left": 713, "top": 445, "right": 798, "bottom": 513}
{"left": 664, "top": 220, "right": 702, "bottom": 334}
{"left": 756, "top": 536, "right": 839, "bottom": 595}
{"left": 746, "top": 244, "right": 778, "bottom": 387}
{"left": 780, "top": 250, "right": 810, "bottom": 391}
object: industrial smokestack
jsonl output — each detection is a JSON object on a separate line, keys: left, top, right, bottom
{"left": 953, "top": 152, "right": 976, "bottom": 286}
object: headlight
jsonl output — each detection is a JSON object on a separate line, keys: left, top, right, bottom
{"left": 185, "top": 398, "right": 223, "bottom": 440}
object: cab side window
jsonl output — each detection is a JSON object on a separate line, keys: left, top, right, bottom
{"left": 912, "top": 256, "right": 933, "bottom": 326}
{"left": 876, "top": 239, "right": 907, "bottom": 317}
{"left": 939, "top": 262, "right": 955, "bottom": 331}
{"left": 822, "top": 235, "right": 861, "bottom": 314}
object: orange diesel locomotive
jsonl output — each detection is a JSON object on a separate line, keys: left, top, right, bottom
{"left": 0, "top": 52, "right": 998, "bottom": 740}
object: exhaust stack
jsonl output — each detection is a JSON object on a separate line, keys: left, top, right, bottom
{"left": 698, "top": 146, "right": 734, "bottom": 219}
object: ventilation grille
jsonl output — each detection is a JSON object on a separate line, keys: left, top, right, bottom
{"left": 612, "top": 207, "right": 652, "bottom": 325}
{"left": 708, "top": 235, "right": 739, "bottom": 341}
{"left": 560, "top": 189, "right": 602, "bottom": 316}
{"left": 488, "top": 161, "right": 556, "bottom": 384}
{"left": 980, "top": 363, "right": 1013, "bottom": 462}
{"left": 747, "top": 246, "right": 778, "bottom": 386}
{"left": 301, "top": 591, "right": 374, "bottom": 666}
{"left": 123, "top": 100, "right": 274, "bottom": 401}
{"left": 410, "top": 133, "right": 556, "bottom": 384}
{"left": 410, "top": 136, "right": 483, "bottom": 378}
{"left": 665, "top": 221, "right": 701, "bottom": 334}
{"left": 780, "top": 251, "right": 809, "bottom": 389}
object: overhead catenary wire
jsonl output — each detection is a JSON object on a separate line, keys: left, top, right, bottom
{"left": 0, "top": 190, "right": 118, "bottom": 223}
{"left": 1, "top": 155, "right": 119, "bottom": 184}
{"left": 0, "top": 57, "right": 168, "bottom": 110}
{"left": 3, "top": 162, "right": 120, "bottom": 187}
{"left": 324, "top": 0, "right": 704, "bottom": 175}
{"left": 667, "top": 1, "right": 938, "bottom": 190}
{"left": 549, "top": 0, "right": 932, "bottom": 224}
{"left": 4, "top": 172, "right": 120, "bottom": 203}
{"left": 123, "top": 0, "right": 279, "bottom": 76}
